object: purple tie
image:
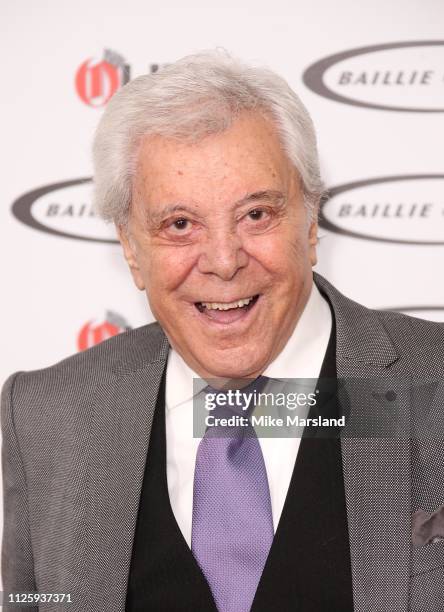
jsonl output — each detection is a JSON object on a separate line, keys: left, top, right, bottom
{"left": 191, "top": 377, "right": 274, "bottom": 612}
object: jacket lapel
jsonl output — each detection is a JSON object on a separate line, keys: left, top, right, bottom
{"left": 85, "top": 325, "right": 170, "bottom": 612}
{"left": 314, "top": 273, "right": 412, "bottom": 612}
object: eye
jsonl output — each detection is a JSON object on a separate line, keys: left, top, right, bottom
{"left": 170, "top": 217, "right": 189, "bottom": 231}
{"left": 241, "top": 205, "right": 277, "bottom": 233}
{"left": 248, "top": 208, "right": 263, "bottom": 220}
{"left": 246, "top": 208, "right": 273, "bottom": 226}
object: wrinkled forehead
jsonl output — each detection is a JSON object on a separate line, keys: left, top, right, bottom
{"left": 131, "top": 112, "right": 299, "bottom": 209}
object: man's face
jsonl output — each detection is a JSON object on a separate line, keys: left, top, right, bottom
{"left": 119, "top": 112, "right": 318, "bottom": 380}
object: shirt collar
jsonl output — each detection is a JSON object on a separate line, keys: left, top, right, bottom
{"left": 165, "top": 282, "right": 332, "bottom": 411}
{"left": 165, "top": 347, "right": 205, "bottom": 411}
{"left": 262, "top": 283, "right": 332, "bottom": 380}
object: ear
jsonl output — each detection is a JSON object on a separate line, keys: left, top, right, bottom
{"left": 116, "top": 224, "right": 146, "bottom": 291}
{"left": 308, "top": 219, "right": 318, "bottom": 267}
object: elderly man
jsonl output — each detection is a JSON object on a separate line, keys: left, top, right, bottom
{"left": 2, "top": 51, "right": 444, "bottom": 612}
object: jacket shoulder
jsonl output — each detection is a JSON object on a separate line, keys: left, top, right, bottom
{"left": 31, "top": 319, "right": 165, "bottom": 371}
{"left": 376, "top": 309, "right": 444, "bottom": 352}
{"left": 313, "top": 272, "right": 444, "bottom": 364}
{"left": 2, "top": 321, "right": 169, "bottom": 423}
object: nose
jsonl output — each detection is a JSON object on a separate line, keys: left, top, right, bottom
{"left": 197, "top": 227, "right": 249, "bottom": 280}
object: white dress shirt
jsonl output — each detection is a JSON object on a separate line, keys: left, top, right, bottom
{"left": 165, "top": 283, "right": 332, "bottom": 547}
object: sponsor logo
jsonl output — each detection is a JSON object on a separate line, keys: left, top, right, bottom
{"left": 303, "top": 41, "right": 444, "bottom": 112}
{"left": 11, "top": 178, "right": 119, "bottom": 243}
{"left": 320, "top": 174, "right": 444, "bottom": 245}
{"left": 384, "top": 306, "right": 444, "bottom": 323}
{"left": 75, "top": 48, "right": 131, "bottom": 107}
{"left": 75, "top": 48, "right": 168, "bottom": 107}
{"left": 77, "top": 311, "right": 131, "bottom": 351}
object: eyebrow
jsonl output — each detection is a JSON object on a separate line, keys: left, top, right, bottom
{"left": 147, "top": 190, "right": 286, "bottom": 227}
{"left": 235, "top": 190, "right": 285, "bottom": 206}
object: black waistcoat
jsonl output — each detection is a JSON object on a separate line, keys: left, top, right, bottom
{"left": 126, "top": 313, "right": 354, "bottom": 612}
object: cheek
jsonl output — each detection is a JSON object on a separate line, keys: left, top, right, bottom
{"left": 249, "top": 232, "right": 308, "bottom": 278}
{"left": 143, "top": 246, "right": 198, "bottom": 294}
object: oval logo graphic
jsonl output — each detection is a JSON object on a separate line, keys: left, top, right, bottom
{"left": 303, "top": 41, "right": 444, "bottom": 112}
{"left": 320, "top": 175, "right": 444, "bottom": 245}
{"left": 11, "top": 178, "right": 119, "bottom": 243}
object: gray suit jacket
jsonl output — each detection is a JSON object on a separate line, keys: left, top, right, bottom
{"left": 2, "top": 273, "right": 444, "bottom": 612}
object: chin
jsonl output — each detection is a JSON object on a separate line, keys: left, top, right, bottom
{"left": 203, "top": 350, "right": 267, "bottom": 379}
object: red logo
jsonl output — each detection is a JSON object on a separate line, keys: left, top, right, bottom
{"left": 77, "top": 311, "right": 131, "bottom": 351}
{"left": 75, "top": 49, "right": 130, "bottom": 107}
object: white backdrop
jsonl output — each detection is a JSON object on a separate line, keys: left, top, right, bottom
{"left": 1, "top": 0, "right": 444, "bottom": 586}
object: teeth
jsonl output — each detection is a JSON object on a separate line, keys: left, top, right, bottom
{"left": 202, "top": 296, "right": 255, "bottom": 310}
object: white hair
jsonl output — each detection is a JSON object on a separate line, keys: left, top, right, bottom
{"left": 92, "top": 49, "right": 325, "bottom": 226}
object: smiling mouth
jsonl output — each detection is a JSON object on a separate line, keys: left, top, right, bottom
{"left": 194, "top": 294, "right": 260, "bottom": 322}
{"left": 195, "top": 295, "right": 259, "bottom": 312}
